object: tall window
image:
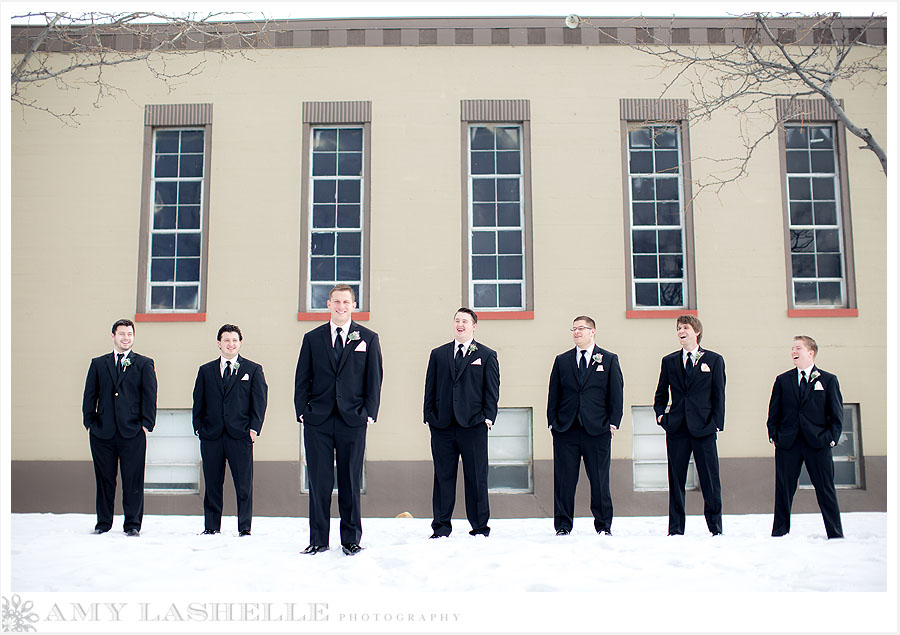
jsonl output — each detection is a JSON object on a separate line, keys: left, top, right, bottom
{"left": 627, "top": 125, "right": 687, "bottom": 308}
{"left": 308, "top": 126, "right": 364, "bottom": 309}
{"left": 299, "top": 101, "right": 371, "bottom": 315}
{"left": 148, "top": 129, "right": 205, "bottom": 311}
{"left": 137, "top": 103, "right": 212, "bottom": 318}
{"left": 785, "top": 124, "right": 846, "bottom": 306}
{"left": 468, "top": 124, "right": 525, "bottom": 310}
{"left": 800, "top": 403, "right": 862, "bottom": 488}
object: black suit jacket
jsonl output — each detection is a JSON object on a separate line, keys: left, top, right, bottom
{"left": 423, "top": 340, "right": 500, "bottom": 428}
{"left": 654, "top": 348, "right": 726, "bottom": 436}
{"left": 766, "top": 366, "right": 843, "bottom": 450}
{"left": 294, "top": 321, "right": 383, "bottom": 427}
{"left": 192, "top": 355, "right": 268, "bottom": 441}
{"left": 82, "top": 351, "right": 157, "bottom": 439}
{"left": 547, "top": 345, "right": 624, "bottom": 436}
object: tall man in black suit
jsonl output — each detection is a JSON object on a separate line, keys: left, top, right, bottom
{"left": 82, "top": 318, "right": 157, "bottom": 536}
{"left": 654, "top": 315, "right": 726, "bottom": 536}
{"left": 192, "top": 324, "right": 268, "bottom": 536}
{"left": 766, "top": 335, "right": 844, "bottom": 539}
{"left": 547, "top": 315, "right": 624, "bottom": 536}
{"left": 423, "top": 308, "right": 500, "bottom": 538}
{"left": 294, "top": 284, "right": 383, "bottom": 556}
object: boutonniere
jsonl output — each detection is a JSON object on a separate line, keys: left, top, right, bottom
{"left": 694, "top": 351, "right": 705, "bottom": 363}
{"left": 810, "top": 370, "right": 820, "bottom": 382}
{"left": 233, "top": 361, "right": 240, "bottom": 372}
{"left": 592, "top": 353, "right": 603, "bottom": 364}
{"left": 347, "top": 331, "right": 360, "bottom": 342}
{"left": 467, "top": 343, "right": 478, "bottom": 355}
{"left": 122, "top": 357, "right": 132, "bottom": 370}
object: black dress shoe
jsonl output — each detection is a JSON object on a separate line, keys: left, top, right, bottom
{"left": 598, "top": 529, "right": 612, "bottom": 536}
{"left": 667, "top": 532, "right": 683, "bottom": 536}
{"left": 200, "top": 529, "right": 220, "bottom": 535}
{"left": 124, "top": 529, "right": 140, "bottom": 537}
{"left": 429, "top": 532, "right": 448, "bottom": 539}
{"left": 555, "top": 529, "right": 570, "bottom": 536}
{"left": 711, "top": 531, "right": 722, "bottom": 536}
{"left": 301, "top": 544, "right": 329, "bottom": 555}
{"left": 468, "top": 528, "right": 490, "bottom": 537}
{"left": 239, "top": 530, "right": 251, "bottom": 537}
{"left": 91, "top": 528, "right": 109, "bottom": 535}
{"left": 341, "top": 543, "right": 364, "bottom": 556}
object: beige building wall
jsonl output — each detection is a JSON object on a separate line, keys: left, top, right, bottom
{"left": 10, "top": 26, "right": 887, "bottom": 515}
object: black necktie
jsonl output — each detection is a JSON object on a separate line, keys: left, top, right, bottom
{"left": 800, "top": 370, "right": 808, "bottom": 393}
{"left": 115, "top": 353, "right": 120, "bottom": 373}
{"left": 685, "top": 354, "right": 694, "bottom": 377}
{"left": 578, "top": 350, "right": 587, "bottom": 378}
{"left": 223, "top": 360, "right": 231, "bottom": 385}
{"left": 455, "top": 343, "right": 464, "bottom": 371}
{"left": 334, "top": 327, "right": 344, "bottom": 361}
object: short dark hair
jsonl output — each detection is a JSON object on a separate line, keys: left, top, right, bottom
{"left": 329, "top": 284, "right": 356, "bottom": 302}
{"left": 794, "top": 335, "right": 818, "bottom": 357}
{"left": 676, "top": 315, "right": 703, "bottom": 343}
{"left": 111, "top": 318, "right": 135, "bottom": 334}
{"left": 573, "top": 315, "right": 595, "bottom": 329}
{"left": 455, "top": 307, "right": 478, "bottom": 324}
{"left": 217, "top": 324, "right": 243, "bottom": 341}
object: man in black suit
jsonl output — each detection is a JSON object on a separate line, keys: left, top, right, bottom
{"left": 547, "top": 315, "right": 623, "bottom": 536}
{"left": 423, "top": 308, "right": 500, "bottom": 538}
{"left": 82, "top": 318, "right": 157, "bottom": 536}
{"left": 294, "top": 284, "right": 383, "bottom": 556}
{"left": 654, "top": 315, "right": 726, "bottom": 536}
{"left": 192, "top": 324, "right": 268, "bottom": 536}
{"left": 767, "top": 335, "right": 844, "bottom": 539}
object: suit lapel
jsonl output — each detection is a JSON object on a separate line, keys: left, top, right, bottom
{"left": 106, "top": 353, "right": 119, "bottom": 386}
{"left": 790, "top": 370, "right": 801, "bottom": 405}
{"left": 674, "top": 353, "right": 687, "bottom": 391}
{"left": 322, "top": 324, "right": 338, "bottom": 372}
{"left": 449, "top": 342, "right": 460, "bottom": 382}
{"left": 213, "top": 360, "right": 225, "bottom": 396}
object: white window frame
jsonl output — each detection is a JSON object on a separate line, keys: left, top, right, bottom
{"left": 488, "top": 407, "right": 533, "bottom": 493}
{"left": 467, "top": 123, "right": 526, "bottom": 311}
{"left": 800, "top": 403, "right": 861, "bottom": 489}
{"left": 631, "top": 406, "right": 697, "bottom": 492}
{"left": 626, "top": 124, "right": 688, "bottom": 310}
{"left": 144, "top": 409, "right": 201, "bottom": 494}
{"left": 146, "top": 127, "right": 206, "bottom": 313}
{"left": 306, "top": 124, "right": 366, "bottom": 311}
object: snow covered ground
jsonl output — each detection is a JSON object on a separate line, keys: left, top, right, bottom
{"left": 5, "top": 512, "right": 895, "bottom": 632}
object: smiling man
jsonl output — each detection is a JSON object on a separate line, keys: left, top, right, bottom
{"left": 547, "top": 315, "right": 623, "bottom": 536}
{"left": 653, "top": 315, "right": 726, "bottom": 536}
{"left": 82, "top": 319, "right": 157, "bottom": 536}
{"left": 423, "top": 308, "right": 500, "bottom": 538}
{"left": 192, "top": 324, "right": 268, "bottom": 536}
{"left": 294, "top": 284, "right": 383, "bottom": 555}
{"left": 766, "top": 335, "right": 844, "bottom": 539}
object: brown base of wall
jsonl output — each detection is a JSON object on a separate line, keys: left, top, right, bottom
{"left": 12, "top": 457, "right": 886, "bottom": 520}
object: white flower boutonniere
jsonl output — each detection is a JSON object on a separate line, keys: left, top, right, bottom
{"left": 233, "top": 361, "right": 240, "bottom": 372}
{"left": 810, "top": 370, "right": 820, "bottom": 382}
{"left": 693, "top": 351, "right": 704, "bottom": 363}
{"left": 122, "top": 357, "right": 132, "bottom": 370}
{"left": 592, "top": 353, "right": 603, "bottom": 365}
{"left": 348, "top": 331, "right": 360, "bottom": 342}
{"left": 467, "top": 343, "right": 478, "bottom": 355}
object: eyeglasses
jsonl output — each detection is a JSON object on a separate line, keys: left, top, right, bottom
{"left": 570, "top": 326, "right": 593, "bottom": 332}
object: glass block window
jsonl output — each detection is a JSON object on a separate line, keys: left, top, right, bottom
{"left": 144, "top": 409, "right": 200, "bottom": 494}
{"left": 298, "top": 424, "right": 366, "bottom": 494}
{"left": 627, "top": 125, "right": 686, "bottom": 308}
{"left": 148, "top": 129, "right": 205, "bottom": 311}
{"left": 308, "top": 126, "right": 364, "bottom": 310}
{"left": 785, "top": 124, "right": 846, "bottom": 306}
{"left": 488, "top": 408, "right": 533, "bottom": 493}
{"left": 632, "top": 406, "right": 697, "bottom": 491}
{"left": 800, "top": 403, "right": 861, "bottom": 489}
{"left": 468, "top": 124, "right": 525, "bottom": 310}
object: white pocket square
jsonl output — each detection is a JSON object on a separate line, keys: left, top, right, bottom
{"left": 241, "top": 373, "right": 250, "bottom": 381}
{"left": 814, "top": 382, "right": 824, "bottom": 391}
{"left": 701, "top": 363, "right": 710, "bottom": 372}
{"left": 355, "top": 340, "right": 367, "bottom": 352}
{"left": 471, "top": 358, "right": 482, "bottom": 366}
{"left": 596, "top": 365, "right": 604, "bottom": 372}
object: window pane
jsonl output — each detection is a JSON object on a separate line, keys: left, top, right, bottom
{"left": 313, "top": 205, "right": 336, "bottom": 228}
{"left": 472, "top": 179, "right": 495, "bottom": 202}
{"left": 659, "top": 283, "right": 683, "bottom": 306}
{"left": 313, "top": 129, "right": 337, "bottom": 151}
{"left": 471, "top": 152, "right": 495, "bottom": 174}
{"left": 472, "top": 231, "right": 495, "bottom": 255}
{"left": 310, "top": 285, "right": 331, "bottom": 309}
{"left": 472, "top": 256, "right": 497, "bottom": 279}
{"left": 313, "top": 180, "right": 336, "bottom": 203}
{"left": 498, "top": 256, "right": 523, "bottom": 279}
{"left": 815, "top": 229, "right": 840, "bottom": 252}
{"left": 788, "top": 177, "right": 811, "bottom": 200}
{"left": 337, "top": 180, "right": 360, "bottom": 203}
{"left": 473, "top": 204, "right": 496, "bottom": 227}
{"left": 632, "top": 230, "right": 657, "bottom": 254}
{"left": 633, "top": 202, "right": 655, "bottom": 226}
{"left": 497, "top": 203, "right": 520, "bottom": 227}
{"left": 810, "top": 126, "right": 833, "bottom": 148}
{"left": 792, "top": 254, "right": 816, "bottom": 277}
{"left": 810, "top": 150, "right": 834, "bottom": 173}
{"left": 487, "top": 465, "right": 529, "bottom": 490}
{"left": 152, "top": 234, "right": 175, "bottom": 257}
{"left": 310, "top": 257, "right": 335, "bottom": 281}
{"left": 178, "top": 205, "right": 201, "bottom": 229}
{"left": 655, "top": 178, "right": 679, "bottom": 201}
{"left": 336, "top": 256, "right": 360, "bottom": 280}
{"left": 178, "top": 181, "right": 201, "bottom": 205}
{"left": 470, "top": 126, "right": 495, "bottom": 150}
{"left": 338, "top": 128, "right": 362, "bottom": 151}
{"left": 658, "top": 254, "right": 683, "bottom": 278}
{"left": 653, "top": 128, "right": 677, "bottom": 148}
{"left": 312, "top": 152, "right": 337, "bottom": 176}
{"left": 790, "top": 229, "right": 815, "bottom": 253}
{"left": 180, "top": 131, "right": 204, "bottom": 153}
{"left": 153, "top": 206, "right": 176, "bottom": 230}
{"left": 631, "top": 177, "right": 655, "bottom": 201}
{"left": 336, "top": 232, "right": 361, "bottom": 256}
{"left": 154, "top": 154, "right": 178, "bottom": 178}
{"left": 338, "top": 152, "right": 362, "bottom": 176}
{"left": 495, "top": 127, "right": 520, "bottom": 150}
{"left": 311, "top": 232, "right": 335, "bottom": 255}
{"left": 785, "top": 150, "right": 810, "bottom": 173}
{"left": 816, "top": 254, "right": 842, "bottom": 278}
{"left": 496, "top": 179, "right": 519, "bottom": 202}
{"left": 155, "top": 130, "right": 179, "bottom": 153}
{"left": 656, "top": 202, "right": 680, "bottom": 226}
{"left": 498, "top": 283, "right": 522, "bottom": 308}
{"left": 337, "top": 205, "right": 360, "bottom": 228}
{"left": 657, "top": 230, "right": 682, "bottom": 254}
{"left": 629, "top": 151, "right": 653, "bottom": 173}
{"left": 633, "top": 255, "right": 657, "bottom": 279}
{"left": 154, "top": 182, "right": 177, "bottom": 205}
{"left": 497, "top": 230, "right": 521, "bottom": 254}
{"left": 175, "top": 285, "right": 199, "bottom": 310}
{"left": 818, "top": 281, "right": 842, "bottom": 304}
{"left": 635, "top": 283, "right": 658, "bottom": 306}
{"left": 794, "top": 281, "right": 817, "bottom": 303}
{"left": 813, "top": 202, "right": 837, "bottom": 225}
{"left": 628, "top": 128, "right": 651, "bottom": 148}
{"left": 790, "top": 201, "right": 813, "bottom": 225}
{"left": 151, "top": 258, "right": 174, "bottom": 282}
{"left": 150, "top": 286, "right": 174, "bottom": 310}
{"left": 179, "top": 153, "right": 203, "bottom": 178}
{"left": 176, "top": 257, "right": 200, "bottom": 282}
{"left": 474, "top": 284, "right": 497, "bottom": 308}
{"left": 176, "top": 233, "right": 200, "bottom": 257}
{"left": 496, "top": 151, "right": 520, "bottom": 174}
{"left": 812, "top": 177, "right": 835, "bottom": 200}
{"left": 655, "top": 150, "right": 678, "bottom": 174}
{"left": 785, "top": 127, "right": 808, "bottom": 149}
